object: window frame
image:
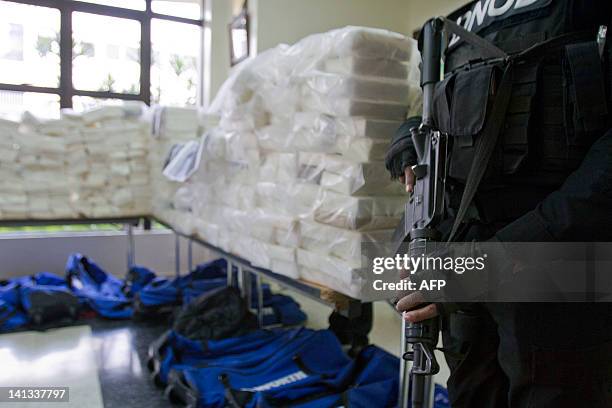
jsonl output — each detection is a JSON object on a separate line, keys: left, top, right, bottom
{"left": 0, "top": 0, "right": 205, "bottom": 109}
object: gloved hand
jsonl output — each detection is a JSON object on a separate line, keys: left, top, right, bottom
{"left": 384, "top": 116, "right": 422, "bottom": 184}
{"left": 393, "top": 241, "right": 510, "bottom": 322}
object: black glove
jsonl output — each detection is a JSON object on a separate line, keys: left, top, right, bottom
{"left": 384, "top": 116, "right": 421, "bottom": 179}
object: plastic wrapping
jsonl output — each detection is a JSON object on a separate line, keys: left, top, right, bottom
{"left": 293, "top": 113, "right": 401, "bottom": 140}
{"left": 291, "top": 25, "right": 416, "bottom": 66}
{"left": 256, "top": 182, "right": 320, "bottom": 217}
{"left": 313, "top": 190, "right": 404, "bottom": 230}
{"left": 302, "top": 92, "right": 408, "bottom": 121}
{"left": 302, "top": 71, "right": 413, "bottom": 104}
{"left": 154, "top": 26, "right": 421, "bottom": 299}
{"left": 323, "top": 56, "right": 410, "bottom": 79}
{"left": 300, "top": 220, "right": 393, "bottom": 262}
{"left": 0, "top": 105, "right": 151, "bottom": 220}
{"left": 152, "top": 106, "right": 199, "bottom": 137}
{"left": 298, "top": 154, "right": 404, "bottom": 196}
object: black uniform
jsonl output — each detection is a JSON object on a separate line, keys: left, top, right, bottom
{"left": 386, "top": 1, "right": 612, "bottom": 407}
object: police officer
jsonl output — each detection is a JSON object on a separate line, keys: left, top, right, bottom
{"left": 386, "top": 0, "right": 612, "bottom": 407}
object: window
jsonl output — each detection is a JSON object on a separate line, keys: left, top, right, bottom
{"left": 0, "top": 91, "right": 60, "bottom": 121}
{"left": 0, "top": 0, "right": 204, "bottom": 117}
{"left": 0, "top": 3, "right": 61, "bottom": 88}
{"left": 73, "top": 13, "right": 140, "bottom": 94}
{"left": 77, "top": 0, "right": 146, "bottom": 11}
{"left": 151, "top": 19, "right": 200, "bottom": 106}
{"left": 152, "top": 0, "right": 201, "bottom": 19}
{"left": 3, "top": 24, "right": 24, "bottom": 60}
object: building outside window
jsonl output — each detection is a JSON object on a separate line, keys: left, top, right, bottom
{"left": 0, "top": 0, "right": 204, "bottom": 120}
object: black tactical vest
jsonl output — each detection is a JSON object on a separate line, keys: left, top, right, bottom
{"left": 434, "top": 0, "right": 612, "bottom": 198}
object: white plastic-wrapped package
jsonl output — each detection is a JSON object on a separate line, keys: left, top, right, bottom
{"left": 245, "top": 240, "right": 299, "bottom": 279}
{"left": 293, "top": 26, "right": 415, "bottom": 65}
{"left": 322, "top": 57, "right": 410, "bottom": 80}
{"left": 297, "top": 248, "right": 362, "bottom": 280}
{"left": 256, "top": 182, "right": 320, "bottom": 217}
{"left": 217, "top": 183, "right": 256, "bottom": 211}
{"left": 297, "top": 248, "right": 386, "bottom": 300}
{"left": 293, "top": 113, "right": 400, "bottom": 140}
{"left": 151, "top": 26, "right": 422, "bottom": 299}
{"left": 152, "top": 106, "right": 199, "bottom": 135}
{"left": 0, "top": 103, "right": 152, "bottom": 221}
{"left": 297, "top": 153, "right": 402, "bottom": 195}
{"left": 302, "top": 92, "right": 407, "bottom": 121}
{"left": 302, "top": 72, "right": 413, "bottom": 104}
{"left": 256, "top": 122, "right": 338, "bottom": 153}
{"left": 194, "top": 219, "right": 220, "bottom": 247}
{"left": 337, "top": 136, "right": 388, "bottom": 162}
{"left": 300, "top": 220, "right": 392, "bottom": 262}
{"left": 314, "top": 190, "right": 404, "bottom": 230}
{"left": 80, "top": 106, "right": 125, "bottom": 125}
{"left": 249, "top": 210, "right": 300, "bottom": 247}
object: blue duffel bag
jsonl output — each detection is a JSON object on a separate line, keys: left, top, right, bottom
{"left": 19, "top": 274, "right": 80, "bottom": 327}
{"left": 65, "top": 253, "right": 132, "bottom": 319}
{"left": 150, "top": 328, "right": 314, "bottom": 387}
{"left": 124, "top": 265, "right": 157, "bottom": 297}
{"left": 133, "top": 259, "right": 228, "bottom": 319}
{"left": 0, "top": 299, "right": 27, "bottom": 332}
{"left": 165, "top": 330, "right": 354, "bottom": 408}
{"left": 261, "top": 294, "right": 307, "bottom": 327}
{"left": 254, "top": 345, "right": 400, "bottom": 408}
{"left": 1, "top": 272, "right": 80, "bottom": 331}
{"left": 0, "top": 278, "right": 21, "bottom": 308}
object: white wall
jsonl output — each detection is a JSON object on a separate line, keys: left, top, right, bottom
{"left": 208, "top": 0, "right": 234, "bottom": 99}
{"left": 407, "top": 0, "right": 467, "bottom": 33}
{"left": 0, "top": 231, "right": 213, "bottom": 280}
{"left": 254, "top": 0, "right": 413, "bottom": 52}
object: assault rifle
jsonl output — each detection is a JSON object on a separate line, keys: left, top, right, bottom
{"left": 395, "top": 17, "right": 447, "bottom": 408}
{"left": 394, "top": 14, "right": 511, "bottom": 407}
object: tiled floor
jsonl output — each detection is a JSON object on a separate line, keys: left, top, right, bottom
{"left": 0, "top": 325, "right": 104, "bottom": 408}
{"left": 0, "top": 295, "right": 450, "bottom": 407}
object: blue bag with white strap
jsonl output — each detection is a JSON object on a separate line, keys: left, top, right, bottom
{"left": 253, "top": 345, "right": 400, "bottom": 408}
{"left": 151, "top": 328, "right": 313, "bottom": 387}
{"left": 65, "top": 253, "right": 132, "bottom": 319}
{"left": 166, "top": 330, "right": 353, "bottom": 408}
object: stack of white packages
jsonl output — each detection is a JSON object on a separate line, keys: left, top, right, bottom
{"left": 149, "top": 106, "right": 202, "bottom": 227}
{"left": 160, "top": 26, "right": 421, "bottom": 300}
{"left": 0, "top": 103, "right": 151, "bottom": 220}
{"left": 289, "top": 28, "right": 419, "bottom": 299}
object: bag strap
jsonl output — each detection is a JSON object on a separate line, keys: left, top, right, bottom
{"left": 447, "top": 62, "right": 514, "bottom": 242}
{"left": 441, "top": 17, "right": 507, "bottom": 60}
{"left": 220, "top": 373, "right": 254, "bottom": 408}
{"left": 436, "top": 17, "right": 511, "bottom": 242}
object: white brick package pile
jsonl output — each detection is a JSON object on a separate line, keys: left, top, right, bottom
{"left": 149, "top": 106, "right": 202, "bottom": 222}
{"left": 0, "top": 103, "right": 150, "bottom": 220}
{"left": 160, "top": 26, "right": 422, "bottom": 300}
